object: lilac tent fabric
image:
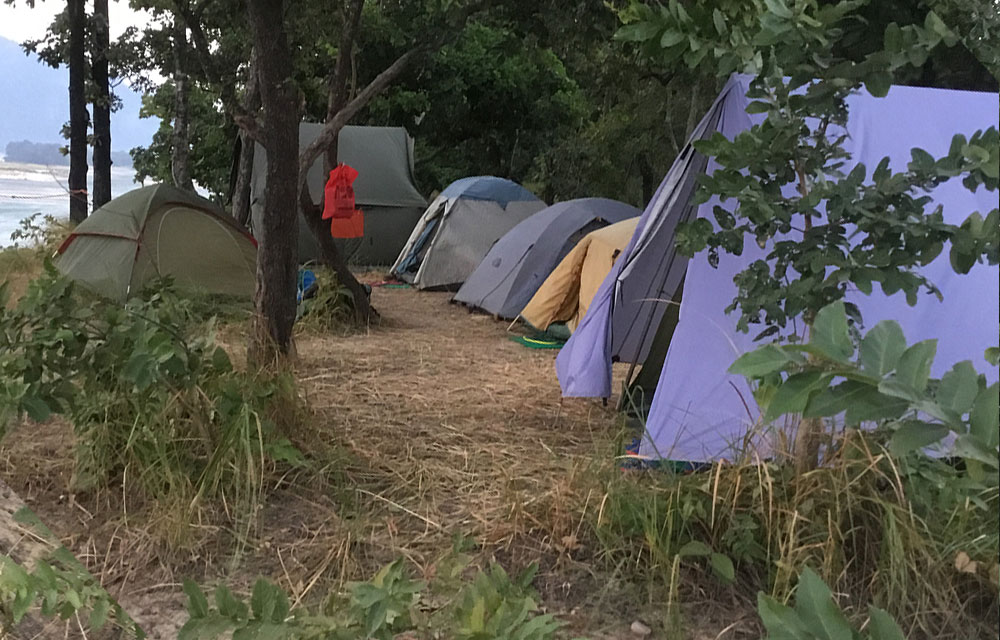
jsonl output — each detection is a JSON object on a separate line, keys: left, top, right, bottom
{"left": 639, "top": 84, "right": 999, "bottom": 462}
{"left": 556, "top": 75, "right": 751, "bottom": 397}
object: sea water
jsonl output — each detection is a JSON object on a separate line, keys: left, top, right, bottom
{"left": 0, "top": 159, "right": 143, "bottom": 247}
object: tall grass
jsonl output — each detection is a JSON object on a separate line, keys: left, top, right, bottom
{"left": 589, "top": 430, "right": 998, "bottom": 638}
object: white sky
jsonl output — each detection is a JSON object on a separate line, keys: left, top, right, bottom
{"left": 0, "top": 1, "right": 153, "bottom": 44}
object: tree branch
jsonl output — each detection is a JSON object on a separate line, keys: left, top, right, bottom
{"left": 297, "top": 45, "right": 428, "bottom": 194}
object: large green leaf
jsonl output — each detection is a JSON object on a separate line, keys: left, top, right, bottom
{"left": 969, "top": 382, "right": 999, "bottom": 449}
{"left": 764, "top": 372, "right": 832, "bottom": 423}
{"left": 868, "top": 607, "right": 905, "bottom": 640}
{"left": 729, "top": 345, "right": 802, "bottom": 377}
{"left": 805, "top": 381, "right": 907, "bottom": 424}
{"left": 859, "top": 321, "right": 906, "bottom": 378}
{"left": 677, "top": 541, "right": 711, "bottom": 557}
{"left": 757, "top": 592, "right": 811, "bottom": 639}
{"left": 937, "top": 361, "right": 979, "bottom": 415}
{"left": 810, "top": 302, "right": 854, "bottom": 363}
{"left": 888, "top": 421, "right": 950, "bottom": 455}
{"left": 20, "top": 394, "right": 51, "bottom": 423}
{"left": 893, "top": 339, "right": 938, "bottom": 393}
{"left": 710, "top": 553, "right": 735, "bottom": 583}
{"left": 794, "top": 568, "right": 853, "bottom": 640}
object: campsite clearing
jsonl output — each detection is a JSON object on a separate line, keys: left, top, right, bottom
{"left": 0, "top": 280, "right": 750, "bottom": 638}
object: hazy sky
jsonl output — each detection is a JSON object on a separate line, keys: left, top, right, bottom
{"left": 0, "top": 1, "right": 152, "bottom": 43}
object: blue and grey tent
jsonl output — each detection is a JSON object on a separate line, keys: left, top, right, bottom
{"left": 391, "top": 176, "right": 546, "bottom": 290}
{"left": 453, "top": 198, "right": 640, "bottom": 318}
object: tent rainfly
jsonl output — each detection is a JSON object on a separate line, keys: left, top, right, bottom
{"left": 519, "top": 216, "right": 639, "bottom": 334}
{"left": 250, "top": 124, "right": 427, "bottom": 265}
{"left": 453, "top": 198, "right": 639, "bottom": 319}
{"left": 55, "top": 184, "right": 257, "bottom": 302}
{"left": 555, "top": 74, "right": 1000, "bottom": 463}
{"left": 391, "top": 176, "right": 546, "bottom": 290}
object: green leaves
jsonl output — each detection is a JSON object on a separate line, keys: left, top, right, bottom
{"left": 764, "top": 372, "right": 832, "bottom": 423}
{"left": 795, "top": 568, "right": 853, "bottom": 640}
{"left": 677, "top": 541, "right": 736, "bottom": 583}
{"left": 729, "top": 345, "right": 804, "bottom": 377}
{"left": 758, "top": 567, "right": 907, "bottom": 640}
{"left": 892, "top": 340, "right": 937, "bottom": 393}
{"left": 937, "top": 361, "right": 979, "bottom": 414}
{"left": 733, "top": 301, "right": 996, "bottom": 470}
{"left": 810, "top": 302, "right": 854, "bottom": 362}
{"left": 859, "top": 321, "right": 906, "bottom": 377}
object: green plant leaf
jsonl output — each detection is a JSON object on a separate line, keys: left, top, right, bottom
{"left": 757, "top": 592, "right": 810, "bottom": 639}
{"left": 937, "top": 361, "right": 979, "bottom": 414}
{"left": 859, "top": 321, "right": 906, "bottom": 377}
{"left": 183, "top": 579, "right": 210, "bottom": 619}
{"left": 893, "top": 339, "right": 938, "bottom": 393}
{"left": 709, "top": 553, "right": 735, "bottom": 583}
{"left": 794, "top": 568, "right": 852, "bottom": 640}
{"left": 20, "top": 394, "right": 51, "bottom": 422}
{"left": 868, "top": 607, "right": 905, "bottom": 640}
{"left": 729, "top": 345, "right": 802, "bottom": 377}
{"left": 951, "top": 434, "right": 999, "bottom": 469}
{"left": 969, "top": 382, "right": 999, "bottom": 449}
{"left": 677, "top": 541, "right": 711, "bottom": 557}
{"left": 215, "top": 585, "right": 248, "bottom": 621}
{"left": 89, "top": 597, "right": 110, "bottom": 630}
{"left": 865, "top": 71, "right": 893, "bottom": 98}
{"left": 888, "top": 421, "right": 950, "bottom": 455}
{"left": 804, "top": 381, "right": 907, "bottom": 424}
{"left": 810, "top": 302, "right": 854, "bottom": 363}
{"left": 764, "top": 372, "right": 832, "bottom": 423}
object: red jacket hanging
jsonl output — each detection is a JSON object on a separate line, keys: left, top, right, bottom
{"left": 323, "top": 164, "right": 364, "bottom": 238}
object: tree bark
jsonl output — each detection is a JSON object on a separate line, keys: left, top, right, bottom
{"left": 246, "top": 0, "right": 299, "bottom": 364}
{"left": 232, "top": 49, "right": 261, "bottom": 227}
{"left": 91, "top": 0, "right": 112, "bottom": 210}
{"left": 171, "top": 17, "right": 195, "bottom": 191}
{"left": 298, "top": 0, "right": 375, "bottom": 325}
{"left": 67, "top": 0, "right": 88, "bottom": 223}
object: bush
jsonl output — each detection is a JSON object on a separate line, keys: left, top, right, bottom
{"left": 0, "top": 265, "right": 304, "bottom": 547}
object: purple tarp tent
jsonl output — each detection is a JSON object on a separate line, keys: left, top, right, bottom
{"left": 556, "top": 75, "right": 1000, "bottom": 462}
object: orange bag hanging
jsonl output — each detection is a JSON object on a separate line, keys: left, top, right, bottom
{"left": 322, "top": 164, "right": 364, "bottom": 238}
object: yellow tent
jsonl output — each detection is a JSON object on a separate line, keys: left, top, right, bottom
{"left": 519, "top": 217, "right": 639, "bottom": 333}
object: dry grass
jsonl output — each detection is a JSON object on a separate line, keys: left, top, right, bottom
{"left": 0, "top": 275, "right": 660, "bottom": 638}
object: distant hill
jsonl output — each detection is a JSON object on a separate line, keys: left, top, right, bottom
{"left": 2, "top": 139, "right": 133, "bottom": 166}
{"left": 0, "top": 36, "right": 158, "bottom": 152}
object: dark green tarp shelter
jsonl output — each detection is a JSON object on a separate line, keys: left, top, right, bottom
{"left": 250, "top": 124, "right": 427, "bottom": 265}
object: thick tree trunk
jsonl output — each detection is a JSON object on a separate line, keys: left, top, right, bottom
{"left": 171, "top": 17, "right": 195, "bottom": 191}
{"left": 67, "top": 0, "right": 88, "bottom": 223}
{"left": 91, "top": 0, "right": 112, "bottom": 209}
{"left": 232, "top": 49, "right": 261, "bottom": 227}
{"left": 246, "top": 0, "right": 299, "bottom": 364}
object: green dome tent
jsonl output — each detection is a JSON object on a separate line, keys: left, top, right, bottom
{"left": 55, "top": 184, "right": 257, "bottom": 302}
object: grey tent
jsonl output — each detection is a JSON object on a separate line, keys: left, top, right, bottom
{"left": 453, "top": 198, "right": 640, "bottom": 318}
{"left": 250, "top": 124, "right": 427, "bottom": 265}
{"left": 390, "top": 176, "right": 547, "bottom": 290}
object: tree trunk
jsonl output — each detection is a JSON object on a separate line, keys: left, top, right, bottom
{"left": 638, "top": 153, "right": 656, "bottom": 206}
{"left": 91, "top": 0, "right": 112, "bottom": 210}
{"left": 302, "top": 0, "right": 374, "bottom": 325}
{"left": 232, "top": 50, "right": 261, "bottom": 227}
{"left": 246, "top": 0, "right": 299, "bottom": 364}
{"left": 684, "top": 75, "right": 703, "bottom": 142}
{"left": 67, "top": 0, "right": 88, "bottom": 224}
{"left": 171, "top": 17, "right": 194, "bottom": 191}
